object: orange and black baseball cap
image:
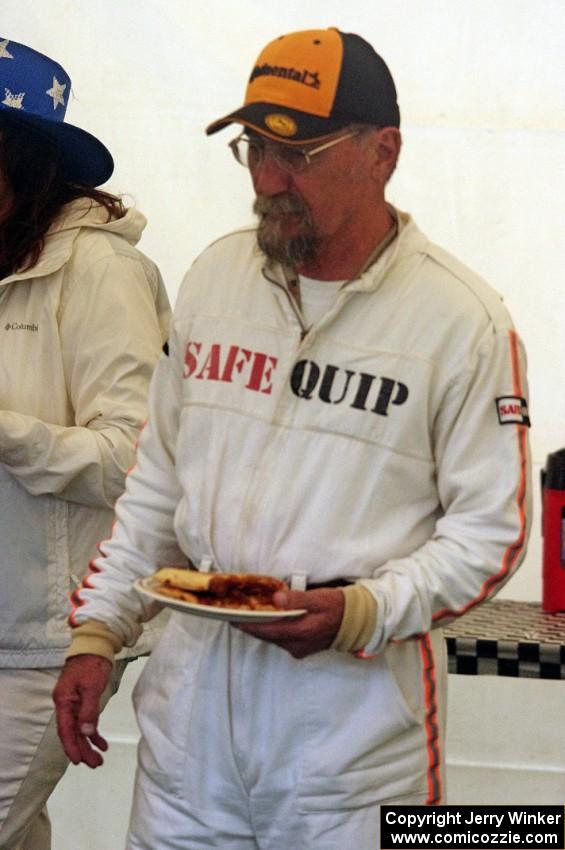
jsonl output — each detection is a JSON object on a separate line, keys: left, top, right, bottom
{"left": 206, "top": 27, "right": 400, "bottom": 144}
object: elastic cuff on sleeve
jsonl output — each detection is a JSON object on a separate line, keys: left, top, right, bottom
{"left": 66, "top": 619, "right": 123, "bottom": 663}
{"left": 331, "top": 584, "right": 378, "bottom": 653}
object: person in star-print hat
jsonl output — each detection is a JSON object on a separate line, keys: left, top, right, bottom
{"left": 0, "top": 38, "right": 171, "bottom": 850}
{"left": 0, "top": 37, "right": 112, "bottom": 186}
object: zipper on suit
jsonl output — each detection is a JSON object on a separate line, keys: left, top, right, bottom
{"left": 262, "top": 267, "right": 309, "bottom": 339}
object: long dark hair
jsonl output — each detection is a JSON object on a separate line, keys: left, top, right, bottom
{"left": 0, "top": 122, "right": 126, "bottom": 279}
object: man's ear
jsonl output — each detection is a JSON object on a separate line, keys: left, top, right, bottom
{"left": 374, "top": 127, "right": 402, "bottom": 183}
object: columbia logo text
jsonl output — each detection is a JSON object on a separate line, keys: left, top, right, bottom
{"left": 5, "top": 322, "right": 39, "bottom": 332}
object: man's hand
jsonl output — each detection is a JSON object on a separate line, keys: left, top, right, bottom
{"left": 234, "top": 588, "right": 345, "bottom": 659}
{"left": 52, "top": 654, "right": 113, "bottom": 768}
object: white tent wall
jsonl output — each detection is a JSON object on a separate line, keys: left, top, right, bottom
{"left": 2, "top": 1, "right": 564, "bottom": 845}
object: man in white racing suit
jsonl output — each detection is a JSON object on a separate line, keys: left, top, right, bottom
{"left": 53, "top": 27, "right": 532, "bottom": 850}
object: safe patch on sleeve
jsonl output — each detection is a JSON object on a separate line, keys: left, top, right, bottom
{"left": 496, "top": 396, "right": 531, "bottom": 427}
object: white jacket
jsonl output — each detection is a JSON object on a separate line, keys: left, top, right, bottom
{"left": 71, "top": 209, "right": 531, "bottom": 658}
{"left": 0, "top": 199, "right": 170, "bottom": 667}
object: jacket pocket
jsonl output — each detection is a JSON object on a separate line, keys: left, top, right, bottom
{"left": 0, "top": 470, "right": 49, "bottom": 646}
{"left": 46, "top": 496, "right": 72, "bottom": 637}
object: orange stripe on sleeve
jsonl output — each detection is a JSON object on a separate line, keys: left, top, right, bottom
{"left": 433, "top": 329, "right": 529, "bottom": 623}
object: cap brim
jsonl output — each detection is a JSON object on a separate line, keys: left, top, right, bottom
{"left": 206, "top": 102, "right": 354, "bottom": 145}
{"left": 0, "top": 108, "right": 114, "bottom": 186}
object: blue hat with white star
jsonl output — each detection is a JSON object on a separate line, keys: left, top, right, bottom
{"left": 0, "top": 38, "right": 113, "bottom": 186}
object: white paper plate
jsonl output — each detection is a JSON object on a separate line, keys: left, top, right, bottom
{"left": 134, "top": 577, "right": 306, "bottom": 624}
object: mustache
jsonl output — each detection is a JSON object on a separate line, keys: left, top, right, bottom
{"left": 253, "top": 193, "right": 310, "bottom": 220}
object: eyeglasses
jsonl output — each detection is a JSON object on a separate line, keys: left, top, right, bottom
{"left": 228, "top": 129, "right": 361, "bottom": 174}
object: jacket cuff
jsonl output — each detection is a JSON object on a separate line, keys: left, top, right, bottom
{"left": 331, "top": 584, "right": 378, "bottom": 653}
{"left": 66, "top": 619, "right": 123, "bottom": 662}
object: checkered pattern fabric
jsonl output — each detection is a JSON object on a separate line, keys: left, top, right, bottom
{"left": 443, "top": 600, "right": 565, "bottom": 679}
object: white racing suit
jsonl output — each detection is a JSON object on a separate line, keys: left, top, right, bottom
{"left": 71, "top": 210, "right": 532, "bottom": 849}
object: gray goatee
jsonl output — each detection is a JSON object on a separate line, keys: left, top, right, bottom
{"left": 253, "top": 194, "right": 320, "bottom": 268}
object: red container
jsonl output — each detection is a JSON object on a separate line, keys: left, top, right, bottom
{"left": 541, "top": 449, "right": 565, "bottom": 613}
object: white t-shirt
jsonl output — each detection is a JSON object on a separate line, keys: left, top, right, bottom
{"left": 298, "top": 275, "right": 346, "bottom": 327}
